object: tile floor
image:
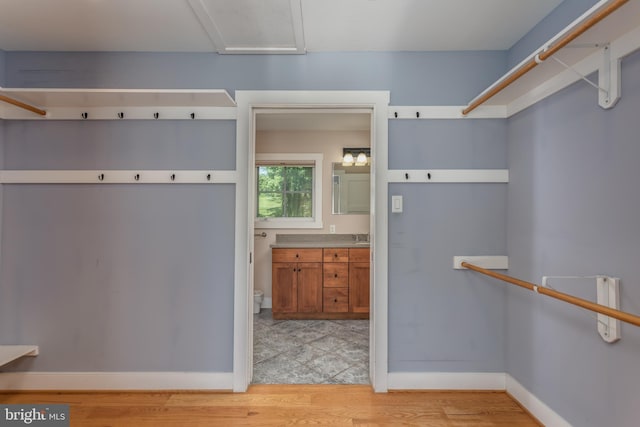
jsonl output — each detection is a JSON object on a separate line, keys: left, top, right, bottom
{"left": 252, "top": 309, "right": 370, "bottom": 384}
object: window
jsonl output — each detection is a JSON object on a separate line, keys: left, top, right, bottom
{"left": 255, "top": 153, "right": 323, "bottom": 229}
{"left": 257, "top": 166, "right": 313, "bottom": 218}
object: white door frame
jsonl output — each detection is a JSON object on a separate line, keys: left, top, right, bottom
{"left": 233, "top": 91, "right": 390, "bottom": 392}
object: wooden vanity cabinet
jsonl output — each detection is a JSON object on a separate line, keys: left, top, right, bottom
{"left": 272, "top": 246, "right": 370, "bottom": 319}
{"left": 271, "top": 249, "right": 323, "bottom": 318}
{"left": 348, "top": 248, "right": 370, "bottom": 314}
{"left": 322, "top": 248, "right": 349, "bottom": 313}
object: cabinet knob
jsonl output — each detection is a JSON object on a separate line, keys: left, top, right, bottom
{"left": 334, "top": 299, "right": 338, "bottom": 303}
{"left": 334, "top": 253, "right": 338, "bottom": 257}
{"left": 334, "top": 274, "right": 338, "bottom": 278}
{"left": 296, "top": 253, "right": 299, "bottom": 258}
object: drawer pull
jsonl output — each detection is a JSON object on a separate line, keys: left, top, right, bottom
{"left": 334, "top": 274, "right": 338, "bottom": 278}
{"left": 334, "top": 299, "right": 338, "bottom": 303}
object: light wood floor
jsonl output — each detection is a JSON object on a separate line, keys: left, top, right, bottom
{"left": 0, "top": 385, "right": 541, "bottom": 426}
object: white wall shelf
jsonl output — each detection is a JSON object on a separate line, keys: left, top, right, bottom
{"left": 0, "top": 88, "right": 236, "bottom": 120}
{"left": 0, "top": 345, "right": 39, "bottom": 367}
{"left": 465, "top": 0, "right": 640, "bottom": 117}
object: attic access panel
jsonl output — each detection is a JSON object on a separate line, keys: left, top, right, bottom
{"left": 189, "top": 0, "right": 305, "bottom": 54}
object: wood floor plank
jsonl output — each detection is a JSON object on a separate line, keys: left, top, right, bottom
{"left": 0, "top": 385, "right": 541, "bottom": 426}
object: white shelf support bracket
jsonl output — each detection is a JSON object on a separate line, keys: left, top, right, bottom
{"left": 453, "top": 256, "right": 508, "bottom": 270}
{"left": 596, "top": 276, "right": 621, "bottom": 343}
{"left": 599, "top": 44, "right": 621, "bottom": 109}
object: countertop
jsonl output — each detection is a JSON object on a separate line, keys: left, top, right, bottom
{"left": 270, "top": 242, "right": 370, "bottom": 248}
{"left": 269, "top": 233, "right": 370, "bottom": 249}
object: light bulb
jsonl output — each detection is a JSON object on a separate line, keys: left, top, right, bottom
{"left": 342, "top": 152, "right": 354, "bottom": 166}
{"left": 355, "top": 152, "right": 368, "bottom": 166}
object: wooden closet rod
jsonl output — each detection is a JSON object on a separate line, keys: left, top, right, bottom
{"left": 0, "top": 94, "right": 47, "bottom": 116}
{"left": 461, "top": 261, "right": 640, "bottom": 328}
{"left": 462, "top": 0, "right": 629, "bottom": 116}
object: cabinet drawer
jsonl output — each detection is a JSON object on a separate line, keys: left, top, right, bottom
{"left": 323, "top": 248, "right": 349, "bottom": 263}
{"left": 323, "top": 288, "right": 349, "bottom": 313}
{"left": 272, "top": 248, "right": 323, "bottom": 263}
{"left": 348, "top": 248, "right": 370, "bottom": 263}
{"left": 323, "top": 263, "right": 349, "bottom": 287}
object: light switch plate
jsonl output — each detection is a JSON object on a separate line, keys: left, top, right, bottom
{"left": 391, "top": 195, "right": 403, "bottom": 213}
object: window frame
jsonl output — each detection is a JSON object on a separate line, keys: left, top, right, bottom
{"left": 254, "top": 153, "right": 323, "bottom": 229}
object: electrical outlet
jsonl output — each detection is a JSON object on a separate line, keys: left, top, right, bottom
{"left": 329, "top": 225, "right": 336, "bottom": 234}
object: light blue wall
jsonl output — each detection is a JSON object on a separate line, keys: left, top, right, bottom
{"left": 507, "top": 0, "right": 598, "bottom": 68}
{"left": 388, "top": 119, "right": 507, "bottom": 372}
{"left": 2, "top": 121, "right": 235, "bottom": 170}
{"left": 4, "top": 51, "right": 505, "bottom": 105}
{"left": 506, "top": 49, "right": 640, "bottom": 427}
{"left": 0, "top": 51, "right": 509, "bottom": 374}
{"left": 0, "top": 120, "right": 237, "bottom": 372}
{"left": 0, "top": 185, "right": 235, "bottom": 371}
{"left": 0, "top": 49, "right": 5, "bottom": 86}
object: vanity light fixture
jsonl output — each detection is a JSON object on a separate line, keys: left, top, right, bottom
{"left": 342, "top": 152, "right": 354, "bottom": 166}
{"left": 343, "top": 147, "right": 370, "bottom": 167}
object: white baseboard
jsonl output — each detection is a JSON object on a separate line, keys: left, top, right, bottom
{"left": 506, "top": 374, "right": 572, "bottom": 427}
{"left": 387, "top": 372, "right": 506, "bottom": 390}
{"left": 388, "top": 372, "right": 571, "bottom": 426}
{"left": 0, "top": 372, "right": 233, "bottom": 391}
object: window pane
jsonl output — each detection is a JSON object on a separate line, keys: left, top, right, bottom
{"left": 285, "top": 192, "right": 312, "bottom": 217}
{"left": 257, "top": 166, "right": 283, "bottom": 193}
{"left": 257, "top": 192, "right": 283, "bottom": 217}
{"left": 256, "top": 164, "right": 314, "bottom": 219}
{"left": 284, "top": 167, "right": 312, "bottom": 192}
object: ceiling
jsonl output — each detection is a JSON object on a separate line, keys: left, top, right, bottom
{"left": 0, "top": 0, "right": 565, "bottom": 54}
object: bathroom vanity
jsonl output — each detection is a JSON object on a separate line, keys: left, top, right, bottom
{"left": 271, "top": 235, "right": 370, "bottom": 320}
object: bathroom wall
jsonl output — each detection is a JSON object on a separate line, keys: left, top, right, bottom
{"left": 254, "top": 129, "right": 370, "bottom": 302}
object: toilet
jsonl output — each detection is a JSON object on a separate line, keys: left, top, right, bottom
{"left": 253, "top": 290, "right": 264, "bottom": 314}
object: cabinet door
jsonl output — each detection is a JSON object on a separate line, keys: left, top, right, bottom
{"left": 297, "top": 262, "right": 323, "bottom": 313}
{"left": 349, "top": 262, "right": 370, "bottom": 313}
{"left": 272, "top": 262, "right": 297, "bottom": 313}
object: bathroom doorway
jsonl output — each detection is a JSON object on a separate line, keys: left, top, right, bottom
{"left": 251, "top": 109, "right": 372, "bottom": 384}
{"left": 234, "top": 90, "right": 390, "bottom": 392}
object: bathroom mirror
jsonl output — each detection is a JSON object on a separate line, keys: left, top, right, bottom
{"left": 332, "top": 163, "right": 370, "bottom": 214}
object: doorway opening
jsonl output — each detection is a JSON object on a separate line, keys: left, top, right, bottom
{"left": 233, "top": 90, "right": 389, "bottom": 392}
{"left": 251, "top": 109, "right": 372, "bottom": 384}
